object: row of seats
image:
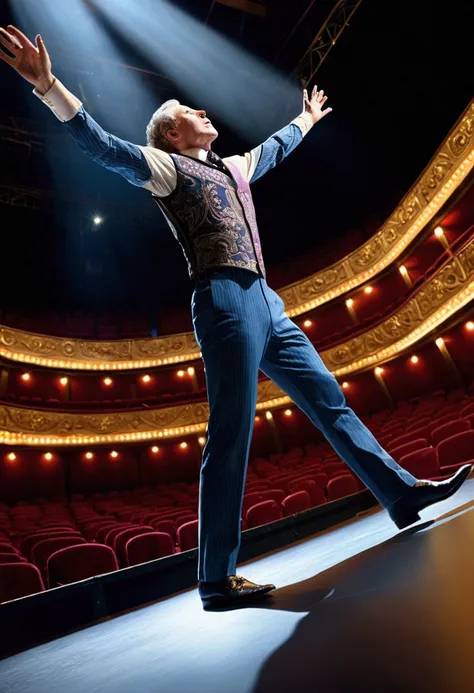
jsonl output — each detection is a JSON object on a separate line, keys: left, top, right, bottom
{"left": 2, "top": 384, "right": 474, "bottom": 603}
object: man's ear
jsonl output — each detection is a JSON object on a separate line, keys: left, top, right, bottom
{"left": 166, "top": 128, "right": 179, "bottom": 142}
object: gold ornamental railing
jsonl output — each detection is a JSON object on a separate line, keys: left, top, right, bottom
{"left": 1, "top": 234, "right": 473, "bottom": 446}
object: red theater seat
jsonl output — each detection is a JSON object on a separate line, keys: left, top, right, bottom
{"left": 0, "top": 552, "right": 25, "bottom": 563}
{"left": 0, "top": 562, "right": 45, "bottom": 603}
{"left": 47, "top": 544, "right": 119, "bottom": 588}
{"left": 125, "top": 532, "right": 175, "bottom": 567}
{"left": 177, "top": 520, "right": 199, "bottom": 552}
{"left": 387, "top": 428, "right": 432, "bottom": 451}
{"left": 150, "top": 519, "right": 177, "bottom": 544}
{"left": 431, "top": 419, "right": 471, "bottom": 447}
{"left": 389, "top": 439, "right": 429, "bottom": 462}
{"left": 20, "top": 531, "right": 82, "bottom": 561}
{"left": 437, "top": 431, "right": 474, "bottom": 472}
{"left": 114, "top": 527, "right": 155, "bottom": 566}
{"left": 288, "top": 479, "right": 326, "bottom": 507}
{"left": 399, "top": 448, "right": 442, "bottom": 480}
{"left": 31, "top": 537, "right": 87, "bottom": 583}
{"left": 246, "top": 500, "right": 282, "bottom": 529}
{"left": 327, "top": 475, "right": 358, "bottom": 501}
{"left": 282, "top": 491, "right": 312, "bottom": 517}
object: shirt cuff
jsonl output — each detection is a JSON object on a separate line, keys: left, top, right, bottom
{"left": 291, "top": 112, "right": 314, "bottom": 136}
{"left": 33, "top": 78, "right": 83, "bottom": 122}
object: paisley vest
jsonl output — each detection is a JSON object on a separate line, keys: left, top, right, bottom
{"left": 152, "top": 153, "right": 266, "bottom": 280}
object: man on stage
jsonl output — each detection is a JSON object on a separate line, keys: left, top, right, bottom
{"left": 1, "top": 25, "right": 471, "bottom": 610}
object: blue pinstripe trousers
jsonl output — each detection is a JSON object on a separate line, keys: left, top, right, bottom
{"left": 191, "top": 268, "right": 417, "bottom": 582}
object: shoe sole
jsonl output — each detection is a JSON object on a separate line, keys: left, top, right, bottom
{"left": 201, "top": 586, "right": 275, "bottom": 610}
{"left": 392, "top": 464, "right": 472, "bottom": 530}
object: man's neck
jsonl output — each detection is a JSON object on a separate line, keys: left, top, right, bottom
{"left": 180, "top": 147, "right": 210, "bottom": 161}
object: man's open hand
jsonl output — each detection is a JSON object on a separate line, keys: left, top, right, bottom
{"left": 303, "top": 85, "right": 332, "bottom": 124}
{"left": 0, "top": 25, "right": 54, "bottom": 94}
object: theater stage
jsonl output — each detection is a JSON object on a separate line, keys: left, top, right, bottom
{"left": 2, "top": 479, "right": 474, "bottom": 693}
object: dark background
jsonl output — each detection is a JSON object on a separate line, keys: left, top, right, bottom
{"left": 0, "top": 0, "right": 472, "bottom": 318}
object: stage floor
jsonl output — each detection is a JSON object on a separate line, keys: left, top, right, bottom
{"left": 2, "top": 479, "right": 474, "bottom": 693}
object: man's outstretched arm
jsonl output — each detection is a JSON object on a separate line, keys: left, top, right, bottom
{"left": 0, "top": 25, "right": 176, "bottom": 196}
{"left": 224, "top": 86, "right": 332, "bottom": 184}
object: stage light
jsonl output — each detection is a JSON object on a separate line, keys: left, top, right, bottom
{"left": 399, "top": 265, "right": 408, "bottom": 276}
{"left": 284, "top": 409, "right": 292, "bottom": 416}
{"left": 177, "top": 370, "right": 185, "bottom": 378}
{"left": 364, "top": 286, "right": 373, "bottom": 294}
{"left": 110, "top": 450, "right": 119, "bottom": 458}
{"left": 21, "top": 373, "right": 31, "bottom": 382}
{"left": 265, "top": 411, "right": 273, "bottom": 420}
{"left": 180, "top": 441, "right": 188, "bottom": 449}
{"left": 93, "top": 0, "right": 300, "bottom": 142}
{"left": 254, "top": 415, "right": 261, "bottom": 423}
{"left": 103, "top": 377, "right": 113, "bottom": 386}
{"left": 59, "top": 377, "right": 68, "bottom": 386}
{"left": 93, "top": 216, "right": 103, "bottom": 225}
{"left": 303, "top": 320, "right": 312, "bottom": 328}
{"left": 375, "top": 367, "right": 384, "bottom": 375}
{"left": 44, "top": 452, "right": 53, "bottom": 461}
{"left": 142, "top": 375, "right": 151, "bottom": 383}
{"left": 151, "top": 446, "right": 159, "bottom": 453}
{"left": 435, "top": 337, "right": 445, "bottom": 347}
{"left": 7, "top": 453, "right": 16, "bottom": 461}
{"left": 85, "top": 452, "right": 94, "bottom": 459}
{"left": 187, "top": 367, "right": 195, "bottom": 376}
{"left": 346, "top": 299, "right": 354, "bottom": 308}
{"left": 410, "top": 355, "right": 419, "bottom": 364}
{"left": 466, "top": 321, "right": 474, "bottom": 331}
{"left": 434, "top": 227, "right": 444, "bottom": 238}
{"left": 198, "top": 437, "right": 206, "bottom": 445}
{"left": 342, "top": 381, "right": 349, "bottom": 389}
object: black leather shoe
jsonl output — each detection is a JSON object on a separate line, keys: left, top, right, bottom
{"left": 388, "top": 464, "right": 472, "bottom": 530}
{"left": 198, "top": 575, "right": 276, "bottom": 610}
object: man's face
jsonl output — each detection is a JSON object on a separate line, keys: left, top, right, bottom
{"left": 169, "top": 105, "right": 218, "bottom": 151}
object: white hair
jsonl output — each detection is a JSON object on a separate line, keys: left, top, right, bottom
{"left": 145, "top": 99, "right": 181, "bottom": 152}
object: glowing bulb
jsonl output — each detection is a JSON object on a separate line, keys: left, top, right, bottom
{"left": 7, "top": 453, "right": 16, "bottom": 461}
{"left": 177, "top": 370, "right": 185, "bottom": 378}
{"left": 142, "top": 375, "right": 151, "bottom": 383}
{"left": 103, "top": 377, "right": 113, "bottom": 386}
{"left": 110, "top": 450, "right": 118, "bottom": 458}
{"left": 399, "top": 265, "right": 408, "bottom": 276}
{"left": 364, "top": 286, "right": 373, "bottom": 294}
{"left": 410, "top": 355, "right": 419, "bottom": 364}
{"left": 265, "top": 411, "right": 273, "bottom": 420}
{"left": 342, "top": 381, "right": 349, "bottom": 389}
{"left": 151, "top": 446, "right": 159, "bottom": 453}
{"left": 21, "top": 373, "right": 31, "bottom": 382}
{"left": 44, "top": 452, "right": 53, "bottom": 461}
{"left": 180, "top": 442, "right": 188, "bottom": 449}
{"left": 59, "top": 377, "right": 68, "bottom": 386}
{"left": 284, "top": 409, "right": 292, "bottom": 416}
{"left": 93, "top": 216, "right": 103, "bottom": 225}
{"left": 435, "top": 337, "right": 445, "bottom": 347}
{"left": 187, "top": 366, "right": 195, "bottom": 376}
{"left": 466, "top": 321, "right": 474, "bottom": 331}
{"left": 346, "top": 299, "right": 354, "bottom": 308}
{"left": 375, "top": 367, "right": 384, "bottom": 376}
{"left": 198, "top": 437, "right": 206, "bottom": 445}
{"left": 254, "top": 415, "right": 261, "bottom": 423}
{"left": 303, "top": 320, "right": 312, "bottom": 327}
{"left": 85, "top": 452, "right": 94, "bottom": 460}
{"left": 434, "top": 226, "right": 444, "bottom": 238}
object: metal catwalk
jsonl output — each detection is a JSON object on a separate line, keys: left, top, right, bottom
{"left": 2, "top": 479, "right": 474, "bottom": 693}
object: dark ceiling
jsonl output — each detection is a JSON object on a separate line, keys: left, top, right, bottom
{"left": 0, "top": 0, "right": 472, "bottom": 318}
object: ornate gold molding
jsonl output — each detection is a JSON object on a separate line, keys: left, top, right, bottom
{"left": 1, "top": 236, "right": 473, "bottom": 447}
{"left": 0, "top": 100, "right": 473, "bottom": 371}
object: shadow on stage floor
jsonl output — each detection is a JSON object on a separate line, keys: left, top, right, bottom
{"left": 247, "top": 502, "right": 474, "bottom": 693}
